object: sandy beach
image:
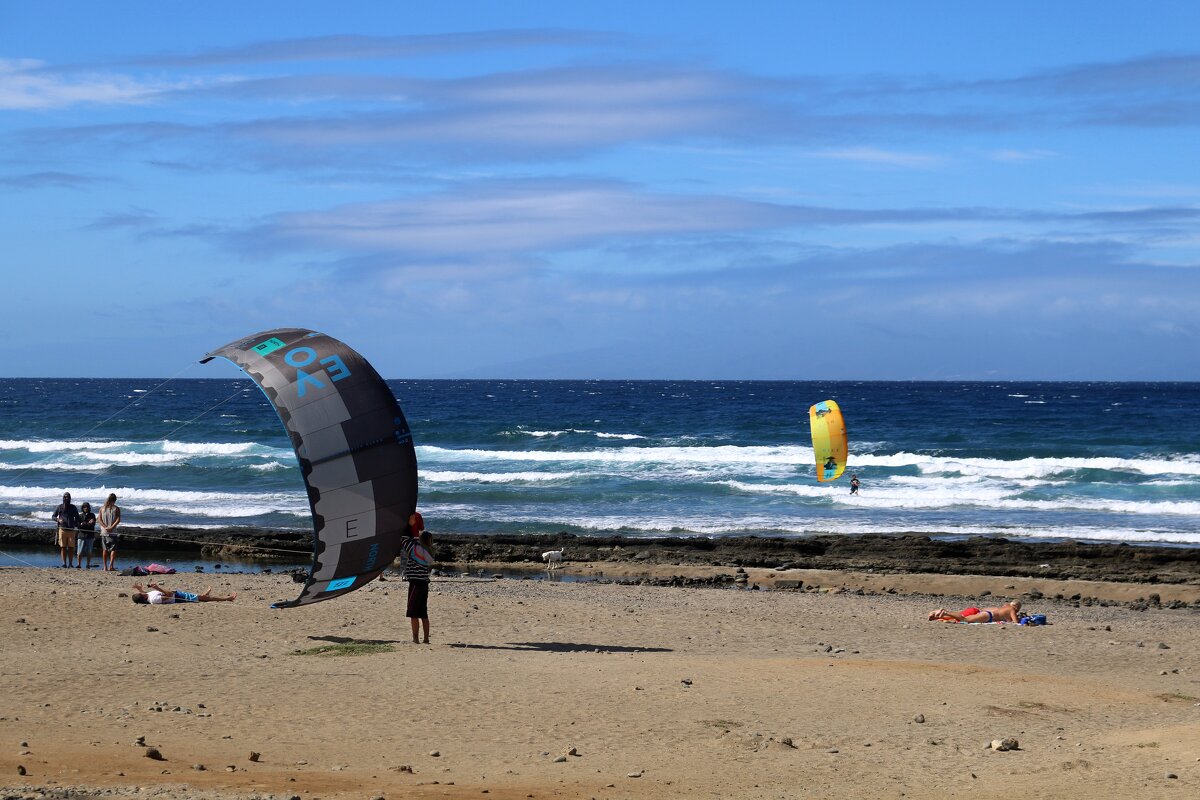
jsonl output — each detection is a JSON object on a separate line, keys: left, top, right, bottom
{"left": 2, "top": 559, "right": 1198, "bottom": 800}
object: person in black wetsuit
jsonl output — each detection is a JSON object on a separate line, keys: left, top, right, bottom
{"left": 850, "top": 474, "right": 860, "bottom": 495}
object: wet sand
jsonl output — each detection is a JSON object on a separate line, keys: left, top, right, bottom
{"left": 4, "top": 524, "right": 1200, "bottom": 595}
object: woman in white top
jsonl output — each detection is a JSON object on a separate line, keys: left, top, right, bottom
{"left": 97, "top": 493, "right": 121, "bottom": 572}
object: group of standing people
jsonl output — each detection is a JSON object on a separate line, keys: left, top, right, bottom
{"left": 51, "top": 492, "right": 121, "bottom": 570}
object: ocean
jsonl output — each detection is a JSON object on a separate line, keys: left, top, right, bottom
{"left": 2, "top": 379, "right": 1198, "bottom": 550}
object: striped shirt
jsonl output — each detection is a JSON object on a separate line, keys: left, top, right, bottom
{"left": 400, "top": 537, "right": 432, "bottom": 582}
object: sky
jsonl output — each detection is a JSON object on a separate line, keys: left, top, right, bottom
{"left": 2, "top": 1, "right": 1198, "bottom": 380}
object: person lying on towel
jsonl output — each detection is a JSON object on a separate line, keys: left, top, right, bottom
{"left": 928, "top": 600, "right": 1021, "bottom": 623}
{"left": 131, "top": 582, "right": 236, "bottom": 604}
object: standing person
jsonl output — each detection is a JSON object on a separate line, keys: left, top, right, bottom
{"left": 76, "top": 502, "right": 98, "bottom": 569}
{"left": 391, "top": 510, "right": 425, "bottom": 580}
{"left": 51, "top": 492, "right": 80, "bottom": 568}
{"left": 401, "top": 527, "right": 433, "bottom": 644}
{"left": 850, "top": 473, "right": 860, "bottom": 495}
{"left": 97, "top": 493, "right": 121, "bottom": 572}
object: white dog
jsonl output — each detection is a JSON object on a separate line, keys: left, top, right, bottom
{"left": 541, "top": 548, "right": 564, "bottom": 570}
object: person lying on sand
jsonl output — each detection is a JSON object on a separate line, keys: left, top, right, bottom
{"left": 131, "top": 583, "right": 236, "bottom": 604}
{"left": 928, "top": 600, "right": 1021, "bottom": 623}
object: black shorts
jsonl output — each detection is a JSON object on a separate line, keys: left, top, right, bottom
{"left": 406, "top": 580, "right": 429, "bottom": 619}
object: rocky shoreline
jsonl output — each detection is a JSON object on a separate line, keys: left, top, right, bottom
{"left": 4, "top": 523, "right": 1199, "bottom": 586}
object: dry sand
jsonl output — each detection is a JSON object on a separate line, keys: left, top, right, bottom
{"left": 2, "top": 565, "right": 1198, "bottom": 800}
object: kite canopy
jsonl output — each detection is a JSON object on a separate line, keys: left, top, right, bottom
{"left": 809, "top": 399, "right": 847, "bottom": 482}
{"left": 201, "top": 328, "right": 418, "bottom": 608}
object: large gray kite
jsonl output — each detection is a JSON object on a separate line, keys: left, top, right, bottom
{"left": 202, "top": 328, "right": 418, "bottom": 607}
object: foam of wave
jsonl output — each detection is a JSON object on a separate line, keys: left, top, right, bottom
{"left": 422, "top": 470, "right": 582, "bottom": 484}
{"left": 421, "top": 444, "right": 1200, "bottom": 478}
{"left": 0, "top": 484, "right": 308, "bottom": 518}
{"left": 507, "top": 428, "right": 645, "bottom": 440}
{"left": 0, "top": 438, "right": 288, "bottom": 458}
{"left": 717, "top": 479, "right": 1200, "bottom": 515}
{"left": 0, "top": 439, "right": 133, "bottom": 453}
{"left": 249, "top": 461, "right": 289, "bottom": 472}
{"left": 412, "top": 504, "right": 1200, "bottom": 545}
{"left": 77, "top": 451, "right": 189, "bottom": 466}
{"left": 419, "top": 444, "right": 810, "bottom": 466}
{"left": 0, "top": 461, "right": 110, "bottom": 472}
{"left": 854, "top": 452, "right": 1200, "bottom": 478}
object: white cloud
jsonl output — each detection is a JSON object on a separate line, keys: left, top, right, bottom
{"left": 808, "top": 146, "right": 944, "bottom": 167}
{"left": 245, "top": 182, "right": 798, "bottom": 257}
{"left": 988, "top": 148, "right": 1056, "bottom": 162}
{"left": 0, "top": 59, "right": 185, "bottom": 110}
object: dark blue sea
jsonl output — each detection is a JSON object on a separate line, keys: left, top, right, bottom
{"left": 2, "top": 380, "right": 1198, "bottom": 553}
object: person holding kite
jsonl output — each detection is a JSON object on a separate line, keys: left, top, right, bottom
{"left": 402, "top": 513, "right": 434, "bottom": 644}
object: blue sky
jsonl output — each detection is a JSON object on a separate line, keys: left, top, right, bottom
{"left": 2, "top": 1, "right": 1198, "bottom": 379}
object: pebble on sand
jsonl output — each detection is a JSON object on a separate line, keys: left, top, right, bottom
{"left": 989, "top": 738, "right": 1020, "bottom": 752}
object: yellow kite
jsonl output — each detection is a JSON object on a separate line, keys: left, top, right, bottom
{"left": 809, "top": 399, "right": 847, "bottom": 482}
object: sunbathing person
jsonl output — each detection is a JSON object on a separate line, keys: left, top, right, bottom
{"left": 928, "top": 600, "right": 1021, "bottom": 623}
{"left": 131, "top": 582, "right": 236, "bottom": 604}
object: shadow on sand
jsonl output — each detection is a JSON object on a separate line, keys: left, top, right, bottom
{"left": 308, "top": 634, "right": 407, "bottom": 646}
{"left": 448, "top": 641, "right": 672, "bottom": 654}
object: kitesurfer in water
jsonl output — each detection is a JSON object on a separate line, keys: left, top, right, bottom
{"left": 131, "top": 582, "right": 237, "bottom": 604}
{"left": 401, "top": 517, "right": 433, "bottom": 644}
{"left": 850, "top": 474, "right": 860, "bottom": 495}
